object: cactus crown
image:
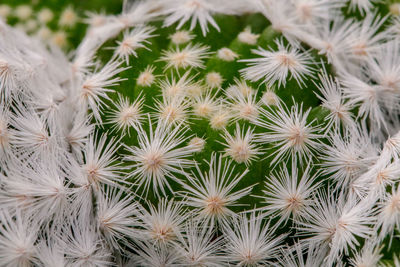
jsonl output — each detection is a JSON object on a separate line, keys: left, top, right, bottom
{"left": 1, "top": 0, "right": 400, "bottom": 266}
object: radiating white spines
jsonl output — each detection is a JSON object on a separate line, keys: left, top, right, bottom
{"left": 348, "top": 241, "right": 382, "bottom": 267}
{"left": 163, "top": 0, "right": 221, "bottom": 36}
{"left": 79, "top": 60, "right": 127, "bottom": 123}
{"left": 0, "top": 107, "right": 11, "bottom": 158}
{"left": 124, "top": 119, "right": 195, "bottom": 196}
{"left": 60, "top": 216, "right": 113, "bottom": 267}
{"left": 84, "top": 11, "right": 107, "bottom": 28}
{"left": 292, "top": 0, "right": 344, "bottom": 23}
{"left": 108, "top": 93, "right": 144, "bottom": 132}
{"left": 82, "top": 133, "right": 125, "bottom": 190}
{"left": 96, "top": 187, "right": 140, "bottom": 251}
{"left": 261, "top": 161, "right": 320, "bottom": 226}
{"left": 240, "top": 40, "right": 314, "bottom": 88}
{"left": 2, "top": 158, "right": 70, "bottom": 224}
{"left": 139, "top": 198, "right": 187, "bottom": 245}
{"left": 348, "top": 12, "right": 387, "bottom": 61}
{"left": 296, "top": 192, "right": 374, "bottom": 265}
{"left": 376, "top": 186, "right": 400, "bottom": 241}
{"left": 348, "top": 0, "right": 378, "bottom": 15}
{"left": 225, "top": 80, "right": 260, "bottom": 122}
{"left": 209, "top": 102, "right": 232, "bottom": 130}
{"left": 316, "top": 17, "right": 359, "bottom": 67}
{"left": 0, "top": 210, "right": 38, "bottom": 267}
{"left": 320, "top": 129, "right": 375, "bottom": 190}
{"left": 132, "top": 240, "right": 181, "bottom": 266}
{"left": 363, "top": 40, "right": 400, "bottom": 115}
{"left": 175, "top": 219, "right": 224, "bottom": 266}
{"left": 158, "top": 70, "right": 196, "bottom": 98}
{"left": 65, "top": 110, "right": 93, "bottom": 161}
{"left": 314, "top": 68, "right": 354, "bottom": 130}
{"left": 276, "top": 242, "right": 325, "bottom": 267}
{"left": 34, "top": 238, "right": 66, "bottom": 267}
{"left": 221, "top": 124, "right": 260, "bottom": 166}
{"left": 255, "top": 102, "right": 322, "bottom": 165}
{"left": 115, "top": 26, "right": 156, "bottom": 64}
{"left": 222, "top": 212, "right": 285, "bottom": 266}
{"left": 10, "top": 105, "right": 52, "bottom": 157}
{"left": 340, "top": 72, "right": 384, "bottom": 129}
{"left": 155, "top": 92, "right": 191, "bottom": 125}
{"left": 179, "top": 153, "right": 253, "bottom": 226}
{"left": 0, "top": 57, "right": 21, "bottom": 99}
{"left": 160, "top": 43, "right": 211, "bottom": 70}
{"left": 192, "top": 91, "right": 217, "bottom": 118}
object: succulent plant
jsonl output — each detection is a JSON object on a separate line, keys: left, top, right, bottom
{"left": 2, "top": 0, "right": 400, "bottom": 266}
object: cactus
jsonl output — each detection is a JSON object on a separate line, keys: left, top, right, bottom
{"left": 2, "top": 0, "right": 400, "bottom": 266}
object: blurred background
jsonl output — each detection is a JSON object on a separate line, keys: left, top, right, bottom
{"left": 0, "top": 0, "right": 125, "bottom": 50}
{"left": 7, "top": 0, "right": 123, "bottom": 12}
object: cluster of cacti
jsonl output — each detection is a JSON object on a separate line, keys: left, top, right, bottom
{"left": 3, "top": 0, "right": 400, "bottom": 266}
